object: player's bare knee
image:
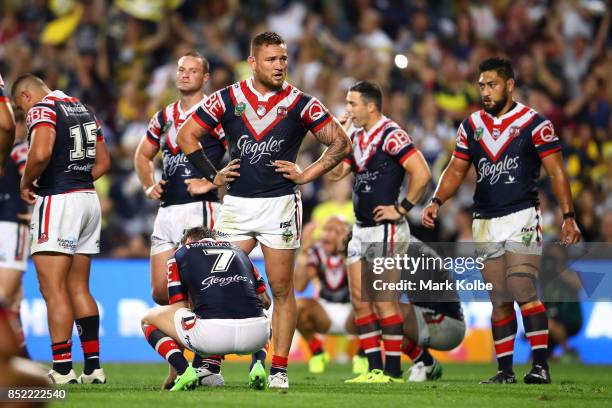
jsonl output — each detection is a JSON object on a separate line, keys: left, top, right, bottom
{"left": 269, "top": 281, "right": 291, "bottom": 300}
{"left": 142, "top": 306, "right": 161, "bottom": 327}
{"left": 352, "top": 301, "right": 373, "bottom": 318}
{"left": 37, "top": 282, "right": 67, "bottom": 302}
{"left": 506, "top": 264, "right": 538, "bottom": 304}
{"left": 297, "top": 312, "right": 314, "bottom": 332}
{"left": 151, "top": 287, "right": 169, "bottom": 305}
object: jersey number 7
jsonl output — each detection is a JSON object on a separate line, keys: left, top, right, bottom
{"left": 203, "top": 249, "right": 236, "bottom": 273}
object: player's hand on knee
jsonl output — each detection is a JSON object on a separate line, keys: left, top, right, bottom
{"left": 185, "top": 178, "right": 216, "bottom": 196}
{"left": 274, "top": 160, "right": 306, "bottom": 184}
{"left": 560, "top": 218, "right": 581, "bottom": 245}
{"left": 144, "top": 179, "right": 166, "bottom": 200}
{"left": 213, "top": 159, "right": 241, "bottom": 186}
{"left": 373, "top": 205, "right": 402, "bottom": 222}
{"left": 422, "top": 202, "right": 439, "bottom": 229}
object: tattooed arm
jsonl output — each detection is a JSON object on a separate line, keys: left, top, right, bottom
{"left": 274, "top": 118, "right": 352, "bottom": 184}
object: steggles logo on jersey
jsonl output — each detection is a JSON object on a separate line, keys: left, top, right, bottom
{"left": 475, "top": 127, "right": 484, "bottom": 141}
{"left": 476, "top": 156, "right": 519, "bottom": 185}
{"left": 163, "top": 120, "right": 173, "bottom": 133}
{"left": 201, "top": 274, "right": 248, "bottom": 290}
{"left": 66, "top": 163, "right": 94, "bottom": 173}
{"left": 354, "top": 170, "right": 380, "bottom": 192}
{"left": 163, "top": 152, "right": 190, "bottom": 176}
{"left": 236, "top": 134, "right": 285, "bottom": 165}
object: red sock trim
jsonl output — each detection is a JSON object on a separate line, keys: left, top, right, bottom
{"left": 355, "top": 313, "right": 378, "bottom": 326}
{"left": 51, "top": 340, "right": 72, "bottom": 351}
{"left": 383, "top": 339, "right": 402, "bottom": 352}
{"left": 308, "top": 337, "right": 324, "bottom": 354}
{"left": 521, "top": 304, "right": 546, "bottom": 317}
{"left": 527, "top": 333, "right": 549, "bottom": 348}
{"left": 82, "top": 340, "right": 99, "bottom": 354}
{"left": 494, "top": 339, "right": 515, "bottom": 355}
{"left": 380, "top": 314, "right": 403, "bottom": 327}
{"left": 157, "top": 338, "right": 180, "bottom": 357}
{"left": 360, "top": 335, "right": 381, "bottom": 350}
{"left": 492, "top": 313, "right": 516, "bottom": 327}
{"left": 402, "top": 341, "right": 422, "bottom": 360}
{"left": 144, "top": 324, "right": 157, "bottom": 339}
{"left": 271, "top": 355, "right": 288, "bottom": 367}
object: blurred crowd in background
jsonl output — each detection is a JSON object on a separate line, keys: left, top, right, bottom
{"left": 0, "top": 0, "right": 610, "bottom": 256}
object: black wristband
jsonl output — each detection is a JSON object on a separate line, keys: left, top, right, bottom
{"left": 563, "top": 211, "right": 575, "bottom": 220}
{"left": 185, "top": 150, "right": 218, "bottom": 183}
{"left": 399, "top": 198, "right": 415, "bottom": 214}
{"left": 431, "top": 197, "right": 443, "bottom": 206}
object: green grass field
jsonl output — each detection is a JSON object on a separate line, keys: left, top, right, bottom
{"left": 50, "top": 362, "right": 611, "bottom": 408}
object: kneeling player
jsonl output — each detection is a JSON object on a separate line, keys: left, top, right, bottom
{"left": 141, "top": 227, "right": 271, "bottom": 391}
{"left": 294, "top": 218, "right": 367, "bottom": 374}
{"left": 400, "top": 239, "right": 465, "bottom": 382}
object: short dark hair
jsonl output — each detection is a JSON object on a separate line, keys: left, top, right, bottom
{"left": 180, "top": 226, "right": 217, "bottom": 245}
{"left": 181, "top": 51, "right": 210, "bottom": 74}
{"left": 251, "top": 31, "right": 286, "bottom": 55}
{"left": 349, "top": 81, "right": 383, "bottom": 111}
{"left": 478, "top": 58, "right": 514, "bottom": 80}
{"left": 11, "top": 73, "right": 45, "bottom": 99}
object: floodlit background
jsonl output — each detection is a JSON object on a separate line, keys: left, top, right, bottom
{"left": 1, "top": 0, "right": 610, "bottom": 364}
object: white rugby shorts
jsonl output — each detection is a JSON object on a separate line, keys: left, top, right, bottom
{"left": 217, "top": 192, "right": 302, "bottom": 250}
{"left": 151, "top": 200, "right": 220, "bottom": 255}
{"left": 412, "top": 305, "right": 465, "bottom": 351}
{"left": 318, "top": 299, "right": 352, "bottom": 335}
{"left": 174, "top": 307, "right": 270, "bottom": 355}
{"left": 472, "top": 207, "right": 542, "bottom": 258}
{"left": 30, "top": 191, "right": 101, "bottom": 255}
{"left": 0, "top": 221, "right": 29, "bottom": 270}
{"left": 347, "top": 220, "right": 410, "bottom": 265}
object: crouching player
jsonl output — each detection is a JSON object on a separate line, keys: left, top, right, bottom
{"left": 400, "top": 238, "right": 465, "bottom": 382}
{"left": 141, "top": 227, "right": 271, "bottom": 391}
{"left": 294, "top": 218, "right": 368, "bottom": 375}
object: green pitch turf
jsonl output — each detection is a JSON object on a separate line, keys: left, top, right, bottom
{"left": 51, "top": 362, "right": 610, "bottom": 408}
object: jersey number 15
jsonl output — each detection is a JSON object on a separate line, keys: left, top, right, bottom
{"left": 69, "top": 121, "right": 97, "bottom": 161}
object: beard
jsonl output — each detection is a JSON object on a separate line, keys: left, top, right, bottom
{"left": 482, "top": 91, "right": 509, "bottom": 116}
{"left": 256, "top": 72, "right": 284, "bottom": 91}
